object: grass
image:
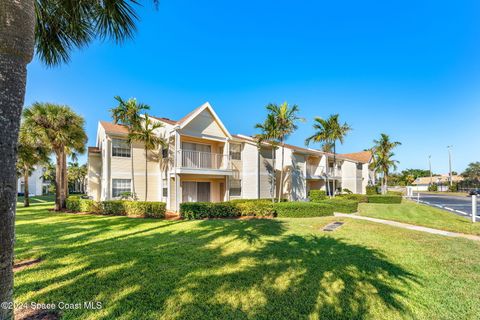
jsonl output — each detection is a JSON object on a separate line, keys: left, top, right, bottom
{"left": 13, "top": 197, "right": 480, "bottom": 319}
{"left": 417, "top": 191, "right": 469, "bottom": 197}
{"left": 359, "top": 200, "right": 480, "bottom": 236}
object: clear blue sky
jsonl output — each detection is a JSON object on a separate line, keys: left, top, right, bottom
{"left": 25, "top": 0, "right": 480, "bottom": 174}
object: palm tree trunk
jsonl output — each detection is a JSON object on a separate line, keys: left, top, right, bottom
{"left": 131, "top": 144, "right": 136, "bottom": 199}
{"left": 384, "top": 174, "right": 388, "bottom": 194}
{"left": 271, "top": 147, "right": 276, "bottom": 203}
{"left": 55, "top": 150, "right": 63, "bottom": 211}
{"left": 24, "top": 172, "right": 30, "bottom": 207}
{"left": 278, "top": 141, "right": 285, "bottom": 202}
{"left": 332, "top": 142, "right": 336, "bottom": 197}
{"left": 145, "top": 148, "right": 148, "bottom": 201}
{"left": 0, "top": 1, "right": 35, "bottom": 317}
{"left": 62, "top": 151, "right": 68, "bottom": 207}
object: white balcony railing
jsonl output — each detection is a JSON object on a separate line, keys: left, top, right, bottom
{"left": 177, "top": 149, "right": 230, "bottom": 170}
{"left": 307, "top": 164, "right": 342, "bottom": 177}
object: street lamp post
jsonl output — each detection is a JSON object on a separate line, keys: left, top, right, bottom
{"left": 429, "top": 155, "right": 432, "bottom": 185}
{"left": 447, "top": 146, "right": 453, "bottom": 187}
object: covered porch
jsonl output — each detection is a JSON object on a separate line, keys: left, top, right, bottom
{"left": 169, "top": 174, "right": 230, "bottom": 212}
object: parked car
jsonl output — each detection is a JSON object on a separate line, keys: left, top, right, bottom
{"left": 468, "top": 189, "right": 480, "bottom": 196}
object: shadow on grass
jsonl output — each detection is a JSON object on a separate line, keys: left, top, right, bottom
{"left": 15, "top": 204, "right": 419, "bottom": 319}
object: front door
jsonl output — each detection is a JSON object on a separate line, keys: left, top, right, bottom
{"left": 182, "top": 181, "right": 211, "bottom": 202}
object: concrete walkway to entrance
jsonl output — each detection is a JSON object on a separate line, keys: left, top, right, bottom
{"left": 334, "top": 213, "right": 480, "bottom": 242}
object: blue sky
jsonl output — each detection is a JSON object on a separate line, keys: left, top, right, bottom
{"left": 25, "top": 0, "right": 480, "bottom": 173}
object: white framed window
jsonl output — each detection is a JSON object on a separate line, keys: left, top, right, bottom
{"left": 230, "top": 143, "right": 242, "bottom": 160}
{"left": 112, "top": 139, "right": 131, "bottom": 157}
{"left": 112, "top": 179, "right": 131, "bottom": 197}
{"left": 230, "top": 179, "right": 242, "bottom": 196}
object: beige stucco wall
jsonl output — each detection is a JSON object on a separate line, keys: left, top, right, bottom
{"left": 240, "top": 142, "right": 259, "bottom": 199}
{"left": 181, "top": 109, "right": 227, "bottom": 138}
{"left": 88, "top": 154, "right": 102, "bottom": 200}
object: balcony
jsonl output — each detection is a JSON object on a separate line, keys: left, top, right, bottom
{"left": 175, "top": 149, "right": 233, "bottom": 174}
{"left": 306, "top": 164, "right": 342, "bottom": 179}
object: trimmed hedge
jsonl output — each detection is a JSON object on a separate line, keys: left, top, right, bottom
{"left": 309, "top": 190, "right": 327, "bottom": 202}
{"left": 338, "top": 194, "right": 368, "bottom": 203}
{"left": 323, "top": 198, "right": 359, "bottom": 213}
{"left": 180, "top": 202, "right": 241, "bottom": 219}
{"left": 387, "top": 191, "right": 404, "bottom": 196}
{"left": 180, "top": 200, "right": 276, "bottom": 219}
{"left": 274, "top": 202, "right": 334, "bottom": 218}
{"left": 367, "top": 195, "right": 402, "bottom": 204}
{"left": 366, "top": 186, "right": 379, "bottom": 195}
{"left": 65, "top": 197, "right": 166, "bottom": 218}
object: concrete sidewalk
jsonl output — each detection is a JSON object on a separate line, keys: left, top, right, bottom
{"left": 334, "top": 213, "right": 480, "bottom": 242}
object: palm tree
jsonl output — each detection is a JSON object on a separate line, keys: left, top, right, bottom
{"left": 16, "top": 124, "right": 50, "bottom": 207}
{"left": 110, "top": 96, "right": 151, "bottom": 199}
{"left": 128, "top": 116, "right": 165, "bottom": 201}
{"left": 370, "top": 133, "right": 402, "bottom": 194}
{"left": 305, "top": 114, "right": 351, "bottom": 197}
{"left": 1, "top": 2, "right": 147, "bottom": 312}
{"left": 264, "top": 103, "right": 303, "bottom": 202}
{"left": 68, "top": 162, "right": 88, "bottom": 194}
{"left": 254, "top": 113, "right": 281, "bottom": 202}
{"left": 23, "top": 103, "right": 87, "bottom": 211}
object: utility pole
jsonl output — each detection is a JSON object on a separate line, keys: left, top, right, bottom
{"left": 429, "top": 155, "right": 432, "bottom": 185}
{"left": 447, "top": 146, "right": 453, "bottom": 186}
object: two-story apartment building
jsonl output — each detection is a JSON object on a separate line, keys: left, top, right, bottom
{"left": 87, "top": 102, "right": 374, "bottom": 211}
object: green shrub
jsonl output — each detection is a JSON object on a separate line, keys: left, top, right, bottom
{"left": 387, "top": 191, "right": 404, "bottom": 196}
{"left": 66, "top": 197, "right": 81, "bottom": 211}
{"left": 274, "top": 202, "right": 334, "bottom": 218}
{"left": 428, "top": 184, "right": 438, "bottom": 192}
{"left": 367, "top": 195, "right": 402, "bottom": 204}
{"left": 66, "top": 197, "right": 166, "bottom": 218}
{"left": 449, "top": 184, "right": 458, "bottom": 192}
{"left": 233, "top": 200, "right": 276, "bottom": 217}
{"left": 79, "top": 199, "right": 102, "bottom": 213}
{"left": 180, "top": 202, "right": 241, "bottom": 219}
{"left": 342, "top": 188, "right": 353, "bottom": 194}
{"left": 101, "top": 200, "right": 126, "bottom": 215}
{"left": 323, "top": 198, "right": 359, "bottom": 213}
{"left": 309, "top": 190, "right": 327, "bottom": 202}
{"left": 338, "top": 194, "right": 368, "bottom": 203}
{"left": 124, "top": 201, "right": 166, "bottom": 218}
{"left": 366, "top": 186, "right": 379, "bottom": 195}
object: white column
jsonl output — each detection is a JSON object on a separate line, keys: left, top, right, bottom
{"left": 175, "top": 174, "right": 180, "bottom": 212}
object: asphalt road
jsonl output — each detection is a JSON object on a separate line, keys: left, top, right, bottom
{"left": 413, "top": 192, "right": 479, "bottom": 218}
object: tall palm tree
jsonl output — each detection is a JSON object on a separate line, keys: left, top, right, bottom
{"left": 128, "top": 116, "right": 165, "bottom": 201}
{"left": 16, "top": 124, "right": 50, "bottom": 207}
{"left": 23, "top": 103, "right": 87, "bottom": 211}
{"left": 68, "top": 162, "right": 88, "bottom": 194}
{"left": 1, "top": 2, "right": 147, "bottom": 313}
{"left": 370, "top": 133, "right": 402, "bottom": 194}
{"left": 254, "top": 113, "right": 281, "bottom": 202}
{"left": 264, "top": 102, "right": 303, "bottom": 202}
{"left": 305, "top": 114, "right": 351, "bottom": 197}
{"left": 110, "top": 96, "right": 151, "bottom": 199}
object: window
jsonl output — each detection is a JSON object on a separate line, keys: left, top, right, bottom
{"left": 230, "top": 144, "right": 242, "bottom": 160}
{"left": 356, "top": 163, "right": 363, "bottom": 170}
{"left": 112, "top": 179, "right": 131, "bottom": 197}
{"left": 112, "top": 139, "right": 130, "bottom": 157}
{"left": 230, "top": 179, "right": 242, "bottom": 196}
{"left": 162, "top": 179, "right": 168, "bottom": 197}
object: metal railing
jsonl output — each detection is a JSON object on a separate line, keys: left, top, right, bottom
{"left": 177, "top": 149, "right": 230, "bottom": 170}
{"left": 307, "top": 164, "right": 342, "bottom": 177}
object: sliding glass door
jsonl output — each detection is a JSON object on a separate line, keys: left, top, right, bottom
{"left": 182, "top": 181, "right": 211, "bottom": 202}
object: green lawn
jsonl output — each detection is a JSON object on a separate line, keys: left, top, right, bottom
{"left": 14, "top": 199, "right": 480, "bottom": 319}
{"left": 359, "top": 200, "right": 480, "bottom": 236}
